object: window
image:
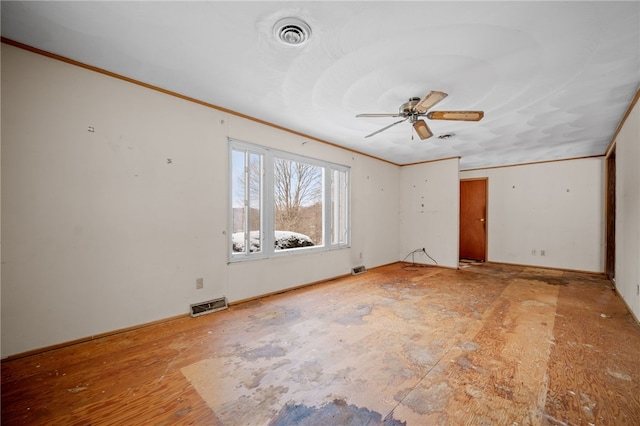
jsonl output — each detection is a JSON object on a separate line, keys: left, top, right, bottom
{"left": 230, "top": 139, "right": 349, "bottom": 260}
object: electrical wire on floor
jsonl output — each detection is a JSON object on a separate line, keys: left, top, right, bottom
{"left": 402, "top": 248, "right": 437, "bottom": 271}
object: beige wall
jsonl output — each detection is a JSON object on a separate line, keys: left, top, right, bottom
{"left": 614, "top": 94, "right": 640, "bottom": 320}
{"left": 2, "top": 43, "right": 629, "bottom": 358}
{"left": 460, "top": 158, "right": 605, "bottom": 272}
{"left": 399, "top": 158, "right": 460, "bottom": 268}
{"left": 1, "top": 44, "right": 401, "bottom": 357}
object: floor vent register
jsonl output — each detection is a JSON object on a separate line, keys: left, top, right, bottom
{"left": 190, "top": 297, "right": 228, "bottom": 317}
{"left": 352, "top": 265, "right": 367, "bottom": 275}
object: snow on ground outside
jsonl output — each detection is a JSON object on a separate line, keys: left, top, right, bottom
{"left": 232, "top": 230, "right": 314, "bottom": 252}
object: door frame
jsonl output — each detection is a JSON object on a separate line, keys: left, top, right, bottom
{"left": 459, "top": 177, "right": 489, "bottom": 262}
{"left": 605, "top": 145, "right": 616, "bottom": 281}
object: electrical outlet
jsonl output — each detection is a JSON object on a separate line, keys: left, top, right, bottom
{"left": 196, "top": 278, "right": 204, "bottom": 289}
{"left": 541, "top": 250, "right": 546, "bottom": 256}
{"left": 531, "top": 249, "right": 537, "bottom": 256}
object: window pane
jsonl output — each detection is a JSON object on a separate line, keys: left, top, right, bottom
{"left": 273, "top": 158, "right": 323, "bottom": 250}
{"left": 247, "top": 152, "right": 262, "bottom": 253}
{"left": 231, "top": 150, "right": 246, "bottom": 253}
{"left": 231, "top": 149, "right": 262, "bottom": 254}
{"left": 229, "top": 139, "right": 349, "bottom": 261}
{"left": 331, "top": 169, "right": 348, "bottom": 245}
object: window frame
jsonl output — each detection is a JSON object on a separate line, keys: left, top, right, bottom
{"left": 229, "top": 138, "right": 350, "bottom": 262}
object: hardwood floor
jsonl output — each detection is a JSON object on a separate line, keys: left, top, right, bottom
{"left": 2, "top": 262, "right": 639, "bottom": 425}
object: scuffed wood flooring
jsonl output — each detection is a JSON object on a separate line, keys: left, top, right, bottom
{"left": 2, "top": 262, "right": 639, "bottom": 425}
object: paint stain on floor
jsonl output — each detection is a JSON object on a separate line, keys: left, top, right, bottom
{"left": 334, "top": 304, "right": 374, "bottom": 325}
{"left": 269, "top": 399, "right": 406, "bottom": 426}
{"left": 241, "top": 342, "right": 288, "bottom": 360}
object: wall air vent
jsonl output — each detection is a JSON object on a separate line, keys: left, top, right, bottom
{"left": 190, "top": 297, "right": 228, "bottom": 317}
{"left": 352, "top": 265, "right": 367, "bottom": 275}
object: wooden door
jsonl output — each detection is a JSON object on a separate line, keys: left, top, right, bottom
{"left": 460, "top": 179, "right": 487, "bottom": 261}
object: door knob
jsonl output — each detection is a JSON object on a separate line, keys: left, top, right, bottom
{"left": 479, "top": 218, "right": 485, "bottom": 222}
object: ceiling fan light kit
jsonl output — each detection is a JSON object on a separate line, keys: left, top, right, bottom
{"left": 356, "top": 91, "right": 484, "bottom": 140}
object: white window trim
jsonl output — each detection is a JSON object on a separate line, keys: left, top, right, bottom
{"left": 229, "top": 138, "right": 350, "bottom": 262}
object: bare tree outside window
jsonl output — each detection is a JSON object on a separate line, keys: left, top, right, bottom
{"left": 230, "top": 140, "right": 348, "bottom": 259}
{"left": 273, "top": 158, "right": 323, "bottom": 246}
{"left": 233, "top": 152, "right": 323, "bottom": 251}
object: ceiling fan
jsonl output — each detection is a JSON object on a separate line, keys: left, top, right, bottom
{"left": 356, "top": 91, "right": 484, "bottom": 140}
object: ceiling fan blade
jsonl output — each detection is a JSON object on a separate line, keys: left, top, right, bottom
{"left": 414, "top": 91, "right": 448, "bottom": 114}
{"left": 356, "top": 113, "right": 402, "bottom": 118}
{"left": 413, "top": 119, "right": 433, "bottom": 140}
{"left": 364, "top": 118, "right": 409, "bottom": 138}
{"left": 426, "top": 111, "right": 484, "bottom": 121}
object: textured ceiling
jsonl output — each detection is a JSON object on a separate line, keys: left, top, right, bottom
{"left": 2, "top": 1, "right": 639, "bottom": 169}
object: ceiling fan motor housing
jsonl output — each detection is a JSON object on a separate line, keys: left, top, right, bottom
{"left": 400, "top": 97, "right": 421, "bottom": 115}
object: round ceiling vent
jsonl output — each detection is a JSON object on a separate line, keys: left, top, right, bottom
{"left": 273, "top": 17, "right": 311, "bottom": 46}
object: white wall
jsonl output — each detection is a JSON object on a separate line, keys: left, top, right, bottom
{"left": 615, "top": 96, "right": 640, "bottom": 320}
{"left": 3, "top": 43, "right": 633, "bottom": 358}
{"left": 1, "top": 44, "right": 400, "bottom": 357}
{"left": 399, "top": 158, "right": 460, "bottom": 268}
{"left": 460, "top": 158, "right": 605, "bottom": 272}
